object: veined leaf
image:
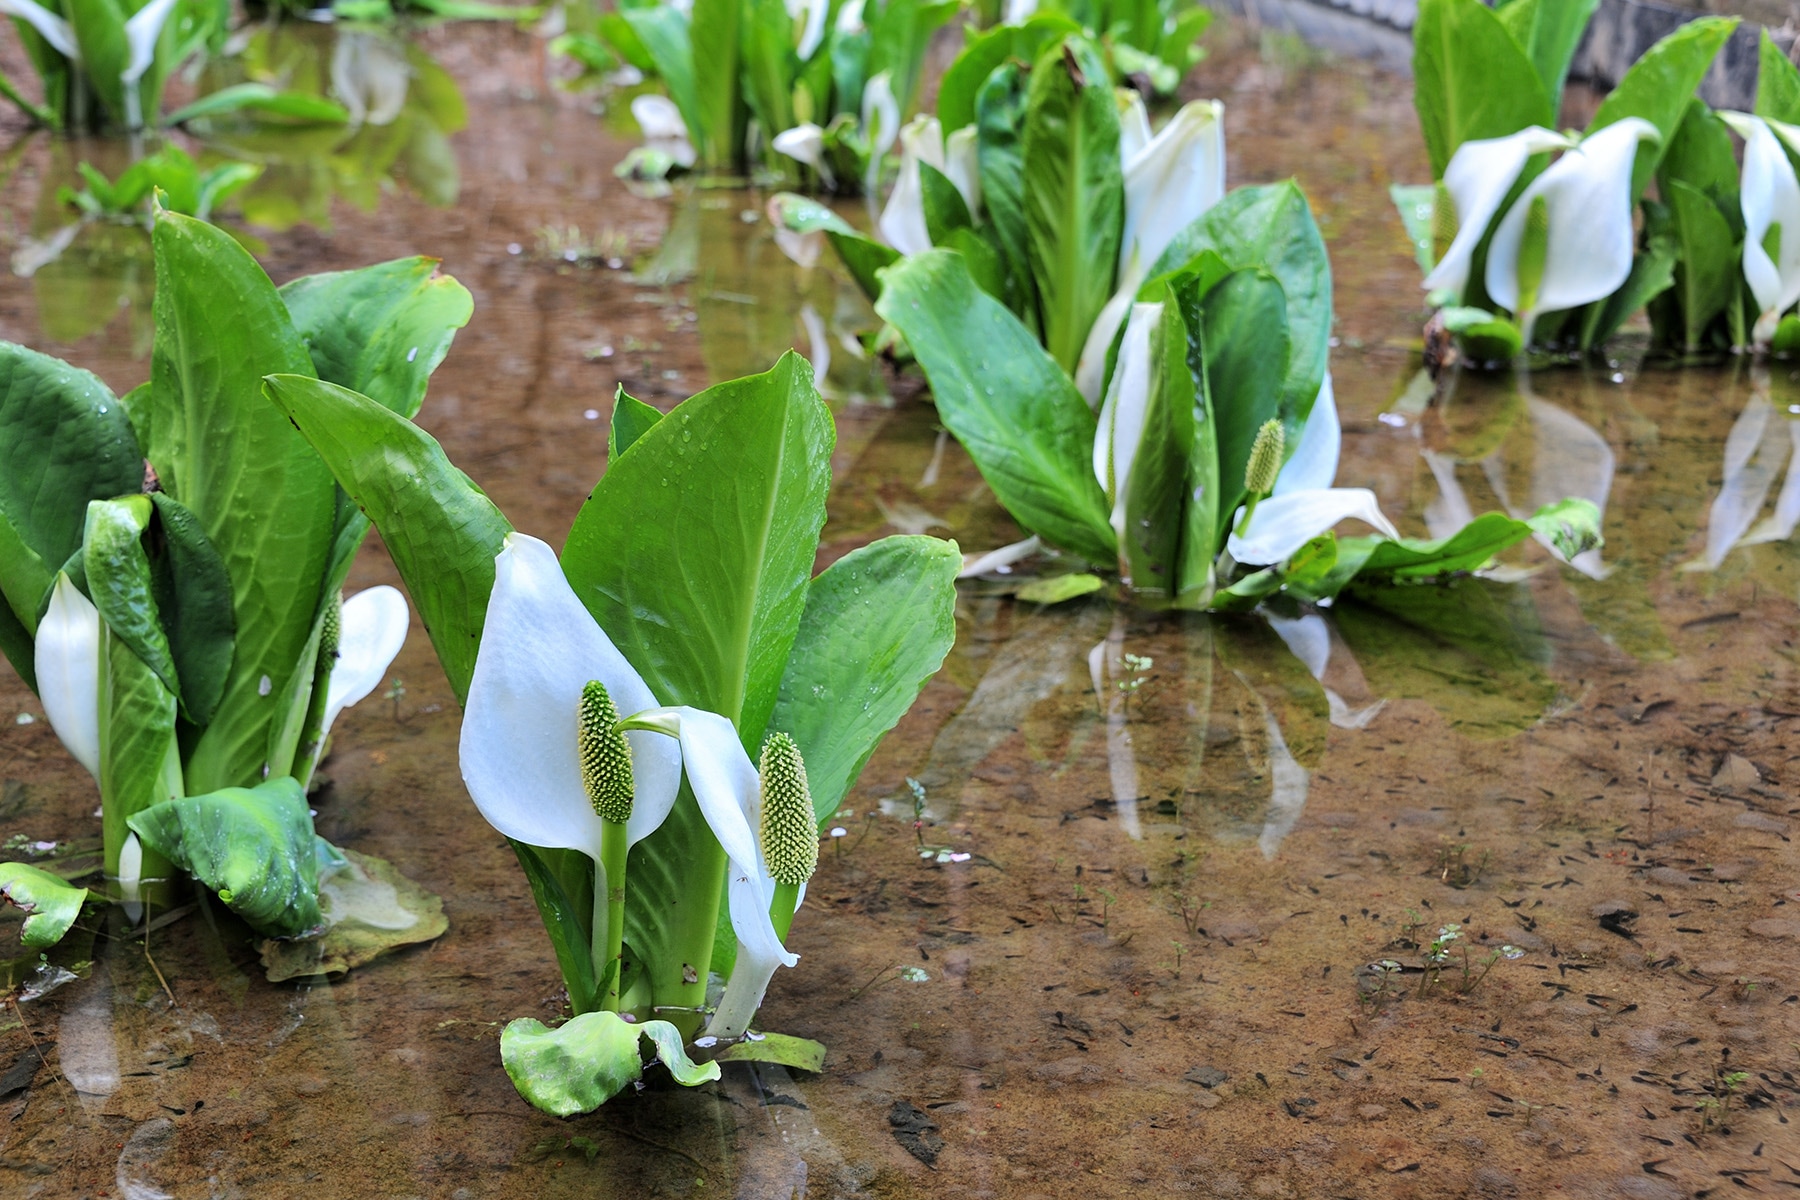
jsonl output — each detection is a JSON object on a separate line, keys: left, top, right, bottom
{"left": 825, "top": 229, "right": 901, "bottom": 302}
{"left": 510, "top": 839, "right": 600, "bottom": 1014}
{"left": 687, "top": 0, "right": 741, "bottom": 168}
{"left": 278, "top": 257, "right": 473, "bottom": 420}
{"left": 920, "top": 161, "right": 973, "bottom": 244}
{"left": 1495, "top": 0, "right": 1598, "bottom": 106}
{"left": 619, "top": 6, "right": 705, "bottom": 158}
{"left": 1146, "top": 182, "right": 1331, "bottom": 436}
{"left": 976, "top": 61, "right": 1038, "bottom": 325}
{"left": 128, "top": 775, "right": 323, "bottom": 938}
{"left": 1022, "top": 36, "right": 1124, "bottom": 373}
{"left": 1657, "top": 101, "right": 1740, "bottom": 213}
{"left": 1665, "top": 178, "right": 1737, "bottom": 352}
{"left": 864, "top": 0, "right": 961, "bottom": 115}
{"left": 1756, "top": 28, "right": 1800, "bottom": 124}
{"left": 99, "top": 630, "right": 181, "bottom": 879}
{"left": 609, "top": 387, "right": 664, "bottom": 460}
{"left": 500, "top": 1010, "right": 719, "bottom": 1118}
{"left": 1412, "top": 0, "right": 1554, "bottom": 178}
{"left": 564, "top": 351, "right": 831, "bottom": 736}
{"left": 0, "top": 862, "right": 88, "bottom": 948}
{"left": 149, "top": 209, "right": 333, "bottom": 796}
{"left": 939, "top": 25, "right": 1017, "bottom": 133}
{"left": 1121, "top": 292, "right": 1199, "bottom": 595}
{"left": 263, "top": 375, "right": 512, "bottom": 707}
{"left": 1588, "top": 16, "right": 1738, "bottom": 200}
{"left": 0, "top": 342, "right": 142, "bottom": 644}
{"left": 83, "top": 496, "right": 179, "bottom": 702}
{"left": 738, "top": 0, "right": 796, "bottom": 153}
{"left": 1201, "top": 270, "right": 1290, "bottom": 545}
{"left": 769, "top": 535, "right": 961, "bottom": 822}
{"left": 876, "top": 250, "right": 1114, "bottom": 565}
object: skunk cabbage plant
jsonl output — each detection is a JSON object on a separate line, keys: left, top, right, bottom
{"left": 265, "top": 352, "right": 960, "bottom": 1113}
{"left": 995, "top": 0, "right": 1211, "bottom": 96}
{"left": 0, "top": 206, "right": 471, "bottom": 951}
{"left": 1393, "top": 0, "right": 1739, "bottom": 361}
{"left": 601, "top": 0, "right": 959, "bottom": 184}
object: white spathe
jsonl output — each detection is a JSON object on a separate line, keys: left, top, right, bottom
{"left": 1484, "top": 117, "right": 1659, "bottom": 339}
{"left": 321, "top": 585, "right": 410, "bottom": 740}
{"left": 1091, "top": 301, "right": 1162, "bottom": 553}
{"left": 1226, "top": 377, "right": 1400, "bottom": 565}
{"left": 1722, "top": 112, "right": 1800, "bottom": 345}
{"left": 772, "top": 122, "right": 826, "bottom": 171}
{"left": 861, "top": 71, "right": 901, "bottom": 189}
{"left": 1117, "top": 89, "right": 1152, "bottom": 163}
{"left": 1075, "top": 99, "right": 1226, "bottom": 404}
{"left": 0, "top": 0, "right": 77, "bottom": 62}
{"left": 35, "top": 573, "right": 101, "bottom": 779}
{"left": 1422, "top": 126, "right": 1571, "bottom": 303}
{"left": 877, "top": 115, "right": 980, "bottom": 255}
{"left": 459, "top": 534, "right": 683, "bottom": 866}
{"left": 630, "top": 94, "right": 698, "bottom": 169}
{"left": 120, "top": 0, "right": 179, "bottom": 129}
{"left": 642, "top": 706, "right": 798, "bottom": 1040}
{"left": 788, "top": 0, "right": 828, "bottom": 61}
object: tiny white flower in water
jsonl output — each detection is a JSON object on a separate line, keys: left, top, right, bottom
{"left": 330, "top": 32, "right": 412, "bottom": 129}
{"left": 1721, "top": 112, "right": 1800, "bottom": 345}
{"left": 33, "top": 574, "right": 100, "bottom": 778}
{"left": 1226, "top": 376, "right": 1400, "bottom": 565}
{"left": 630, "top": 95, "right": 698, "bottom": 169}
{"left": 1484, "top": 117, "right": 1659, "bottom": 343}
{"left": 460, "top": 533, "right": 683, "bottom": 879}
{"left": 1077, "top": 100, "right": 1227, "bottom": 404}
{"left": 1422, "top": 125, "right": 1572, "bottom": 303}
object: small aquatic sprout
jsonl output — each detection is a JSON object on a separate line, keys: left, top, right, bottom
{"left": 898, "top": 966, "right": 929, "bottom": 982}
{"left": 383, "top": 676, "right": 408, "bottom": 722}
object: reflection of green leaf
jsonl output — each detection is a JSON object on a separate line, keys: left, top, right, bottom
{"left": 716, "top": 1031, "right": 826, "bottom": 1072}
{"left": 501, "top": 1010, "right": 719, "bottom": 1117}
{"left": 770, "top": 536, "right": 961, "bottom": 821}
{"left": 128, "top": 775, "right": 323, "bottom": 937}
{"left": 0, "top": 862, "right": 89, "bottom": 948}
{"left": 1335, "top": 579, "right": 1554, "bottom": 737}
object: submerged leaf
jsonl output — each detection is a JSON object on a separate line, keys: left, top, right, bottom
{"left": 1015, "top": 572, "right": 1105, "bottom": 604}
{"left": 259, "top": 847, "right": 447, "bottom": 981}
{"left": 127, "top": 775, "right": 323, "bottom": 938}
{"left": 0, "top": 862, "right": 88, "bottom": 948}
{"left": 501, "top": 1010, "right": 720, "bottom": 1117}
{"left": 715, "top": 1031, "right": 827, "bottom": 1073}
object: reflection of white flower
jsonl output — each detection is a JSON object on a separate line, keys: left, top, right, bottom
{"left": 1484, "top": 118, "right": 1659, "bottom": 341}
{"left": 1226, "top": 377, "right": 1399, "bottom": 565}
{"left": 1722, "top": 113, "right": 1800, "bottom": 345}
{"left": 331, "top": 32, "right": 413, "bottom": 129}
{"left": 1699, "top": 381, "right": 1800, "bottom": 567}
{"left": 630, "top": 95, "right": 699, "bottom": 169}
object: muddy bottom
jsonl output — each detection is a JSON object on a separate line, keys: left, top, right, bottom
{"left": 0, "top": 18, "right": 1796, "bottom": 1200}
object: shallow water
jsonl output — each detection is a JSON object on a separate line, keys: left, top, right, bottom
{"left": 0, "top": 19, "right": 1797, "bottom": 1200}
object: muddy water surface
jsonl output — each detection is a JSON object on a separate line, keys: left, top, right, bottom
{"left": 0, "top": 20, "right": 1796, "bottom": 1200}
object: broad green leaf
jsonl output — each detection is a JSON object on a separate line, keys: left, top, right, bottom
{"left": 620, "top": 7, "right": 705, "bottom": 158}
{"left": 687, "top": 0, "right": 741, "bottom": 168}
{"left": 1201, "top": 270, "right": 1290, "bottom": 545}
{"left": 0, "top": 863, "right": 88, "bottom": 948}
{"left": 165, "top": 84, "right": 351, "bottom": 127}
{"left": 1589, "top": 16, "right": 1738, "bottom": 199}
{"left": 1412, "top": 0, "right": 1555, "bottom": 179}
{"left": 66, "top": 0, "right": 130, "bottom": 126}
{"left": 769, "top": 191, "right": 858, "bottom": 237}
{"left": 940, "top": 226, "right": 1012, "bottom": 304}
{"left": 262, "top": 374, "right": 512, "bottom": 707}
{"left": 0, "top": 342, "right": 141, "bottom": 639}
{"left": 83, "top": 496, "right": 179, "bottom": 702}
{"left": 0, "top": 597, "right": 32, "bottom": 691}
{"left": 279, "top": 257, "right": 474, "bottom": 420}
{"left": 1303, "top": 499, "right": 1600, "bottom": 599}
{"left": 1146, "top": 182, "right": 1331, "bottom": 435}
{"left": 769, "top": 535, "right": 960, "bottom": 822}
{"left": 1657, "top": 101, "right": 1740, "bottom": 212}
{"left": 500, "top": 1011, "right": 719, "bottom": 1117}
{"left": 149, "top": 209, "right": 333, "bottom": 796}
{"left": 1122, "top": 293, "right": 1199, "bottom": 594}
{"left": 738, "top": 0, "right": 796, "bottom": 151}
{"left": 128, "top": 775, "right": 322, "bottom": 937}
{"left": 99, "top": 631, "right": 181, "bottom": 878}
{"left": 147, "top": 492, "right": 237, "bottom": 728}
{"left": 1022, "top": 36, "right": 1124, "bottom": 372}
{"left": 865, "top": 0, "right": 962, "bottom": 115}
{"left": 919, "top": 162, "right": 973, "bottom": 244}
{"left": 876, "top": 250, "right": 1114, "bottom": 564}
{"left": 609, "top": 387, "right": 664, "bottom": 460}
{"left": 1173, "top": 269, "right": 1222, "bottom": 600}
{"left": 716, "top": 1031, "right": 827, "bottom": 1072}
{"left": 825, "top": 230, "right": 901, "bottom": 303}
{"left": 1390, "top": 183, "right": 1438, "bottom": 277}
{"left": 1496, "top": 0, "right": 1598, "bottom": 105}
{"left": 975, "top": 61, "right": 1038, "bottom": 324}
{"left": 1574, "top": 220, "right": 1677, "bottom": 351}
{"left": 939, "top": 25, "right": 1016, "bottom": 132}
{"left": 563, "top": 351, "right": 831, "bottom": 736}
{"left": 1756, "top": 28, "right": 1800, "bottom": 123}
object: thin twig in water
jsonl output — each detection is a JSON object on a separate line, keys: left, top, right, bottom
{"left": 143, "top": 906, "right": 175, "bottom": 1007}
{"left": 8, "top": 996, "right": 75, "bottom": 1100}
{"left": 845, "top": 963, "right": 901, "bottom": 1002}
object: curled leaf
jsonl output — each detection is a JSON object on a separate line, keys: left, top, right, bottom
{"left": 0, "top": 862, "right": 88, "bottom": 948}
{"left": 500, "top": 1010, "right": 720, "bottom": 1117}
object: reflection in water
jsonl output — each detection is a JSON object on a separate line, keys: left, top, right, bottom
{"left": 1700, "top": 368, "right": 1800, "bottom": 568}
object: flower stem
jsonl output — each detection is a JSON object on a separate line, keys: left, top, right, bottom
{"left": 769, "top": 881, "right": 801, "bottom": 942}
{"left": 599, "top": 817, "right": 629, "bottom": 1011}
{"left": 1234, "top": 493, "right": 1262, "bottom": 539}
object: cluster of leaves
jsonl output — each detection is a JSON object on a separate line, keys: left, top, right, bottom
{"left": 1394, "top": 0, "right": 1739, "bottom": 361}
{"left": 993, "top": 0, "right": 1211, "bottom": 96}
{"left": 0, "top": 205, "right": 471, "bottom": 947}
{"left": 268, "top": 350, "right": 958, "bottom": 1068}
{"left": 591, "top": 0, "right": 958, "bottom": 180}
